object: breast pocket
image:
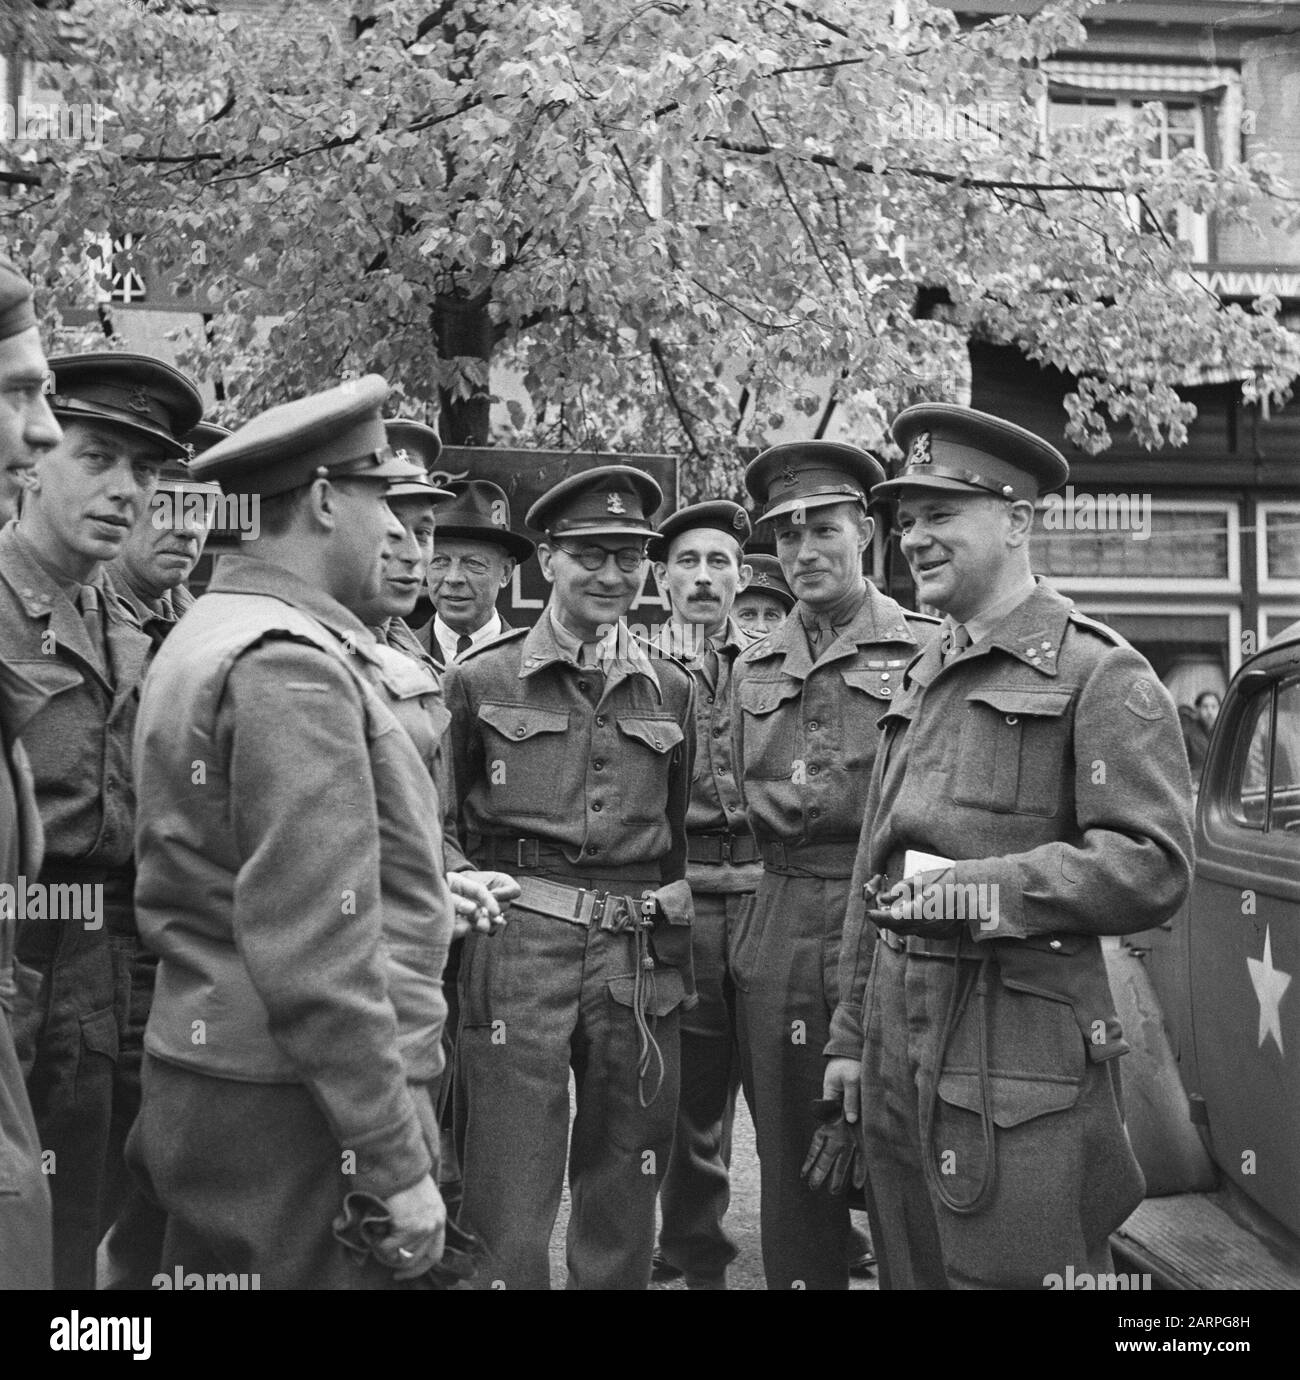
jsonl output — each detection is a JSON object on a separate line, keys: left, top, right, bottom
{"left": 737, "top": 680, "right": 802, "bottom": 781}
{"left": 615, "top": 716, "right": 684, "bottom": 823}
{"left": 476, "top": 701, "right": 574, "bottom": 817}
{"left": 951, "top": 687, "right": 1074, "bottom": 817}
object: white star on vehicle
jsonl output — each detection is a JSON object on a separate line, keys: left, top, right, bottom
{"left": 1246, "top": 926, "right": 1293, "bottom": 1056}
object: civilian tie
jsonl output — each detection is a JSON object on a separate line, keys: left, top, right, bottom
{"left": 455, "top": 633, "right": 473, "bottom": 659}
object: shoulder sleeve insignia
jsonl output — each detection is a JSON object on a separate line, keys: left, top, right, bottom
{"left": 1123, "top": 676, "right": 1165, "bottom": 722}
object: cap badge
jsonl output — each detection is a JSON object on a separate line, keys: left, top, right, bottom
{"left": 780, "top": 466, "right": 797, "bottom": 487}
{"left": 755, "top": 572, "right": 770, "bottom": 586}
{"left": 733, "top": 510, "right": 747, "bottom": 530}
{"left": 184, "top": 442, "right": 195, "bottom": 460}
{"left": 908, "top": 432, "right": 932, "bottom": 466}
{"left": 394, "top": 448, "right": 409, "bottom": 464}
{"left": 606, "top": 492, "right": 626, "bottom": 514}
{"left": 128, "top": 386, "right": 152, "bottom": 414}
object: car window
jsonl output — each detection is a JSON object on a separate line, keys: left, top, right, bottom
{"left": 1229, "top": 688, "right": 1271, "bottom": 830}
{"left": 1273, "top": 678, "right": 1300, "bottom": 834}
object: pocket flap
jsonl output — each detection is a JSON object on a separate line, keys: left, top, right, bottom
{"left": 616, "top": 717, "right": 684, "bottom": 754}
{"left": 840, "top": 668, "right": 896, "bottom": 699}
{"left": 607, "top": 970, "right": 685, "bottom": 1018}
{"left": 738, "top": 680, "right": 801, "bottom": 716}
{"left": 937, "top": 1070, "right": 1080, "bottom": 1128}
{"left": 966, "top": 687, "right": 1073, "bottom": 718}
{"left": 80, "top": 1005, "right": 119, "bottom": 1061}
{"left": 9, "top": 660, "right": 84, "bottom": 699}
{"left": 478, "top": 701, "right": 570, "bottom": 741}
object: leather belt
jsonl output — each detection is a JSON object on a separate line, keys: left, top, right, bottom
{"left": 878, "top": 927, "right": 981, "bottom": 959}
{"left": 687, "top": 831, "right": 760, "bottom": 866}
{"left": 513, "top": 875, "right": 636, "bottom": 929}
{"left": 760, "top": 840, "right": 859, "bottom": 876}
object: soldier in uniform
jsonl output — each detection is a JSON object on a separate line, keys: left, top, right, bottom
{"left": 733, "top": 553, "right": 794, "bottom": 643}
{"left": 130, "top": 376, "right": 451, "bottom": 1287}
{"left": 418, "top": 479, "right": 529, "bottom": 668}
{"left": 0, "top": 252, "right": 58, "bottom": 1289}
{"left": 0, "top": 351, "right": 202, "bottom": 1289}
{"left": 824, "top": 404, "right": 1194, "bottom": 1288}
{"left": 107, "top": 422, "right": 227, "bottom": 646}
{"left": 732, "top": 442, "right": 939, "bottom": 1290}
{"left": 647, "top": 500, "right": 758, "bottom": 1290}
{"left": 443, "top": 466, "right": 696, "bottom": 1290}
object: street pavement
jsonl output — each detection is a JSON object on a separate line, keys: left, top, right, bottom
{"left": 546, "top": 1084, "right": 879, "bottom": 1290}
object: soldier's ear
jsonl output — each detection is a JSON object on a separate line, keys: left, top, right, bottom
{"left": 498, "top": 557, "right": 516, "bottom": 590}
{"left": 1005, "top": 499, "right": 1035, "bottom": 547}
{"left": 650, "top": 560, "right": 668, "bottom": 596}
{"left": 737, "top": 561, "right": 753, "bottom": 593}
{"left": 537, "top": 542, "right": 557, "bottom": 585}
{"left": 307, "top": 476, "right": 337, "bottom": 532}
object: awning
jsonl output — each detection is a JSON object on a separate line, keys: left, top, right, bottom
{"left": 1043, "top": 61, "right": 1237, "bottom": 96}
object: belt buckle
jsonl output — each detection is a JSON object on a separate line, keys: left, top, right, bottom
{"left": 516, "top": 838, "right": 540, "bottom": 869}
{"left": 718, "top": 833, "right": 733, "bottom": 865}
{"left": 587, "top": 890, "right": 607, "bottom": 927}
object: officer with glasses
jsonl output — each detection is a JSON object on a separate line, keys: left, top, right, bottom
{"left": 443, "top": 465, "right": 697, "bottom": 1289}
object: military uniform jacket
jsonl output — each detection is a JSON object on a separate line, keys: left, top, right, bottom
{"left": 827, "top": 580, "right": 1195, "bottom": 1061}
{"left": 133, "top": 555, "right": 447, "bottom": 1198}
{"left": 0, "top": 523, "right": 149, "bottom": 868}
{"left": 378, "top": 616, "right": 471, "bottom": 875}
{"left": 443, "top": 613, "right": 695, "bottom": 885}
{"left": 107, "top": 572, "right": 195, "bottom": 650}
{"left": 673, "top": 617, "right": 760, "bottom": 895}
{"left": 732, "top": 581, "right": 937, "bottom": 858}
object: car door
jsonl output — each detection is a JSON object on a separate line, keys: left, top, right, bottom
{"left": 1188, "top": 637, "right": 1300, "bottom": 1238}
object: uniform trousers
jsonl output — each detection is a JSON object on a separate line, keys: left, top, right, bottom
{"left": 16, "top": 882, "right": 152, "bottom": 1290}
{"left": 455, "top": 903, "right": 682, "bottom": 1290}
{"left": 860, "top": 937, "right": 1146, "bottom": 1289}
{"left": 734, "top": 870, "right": 850, "bottom": 1290}
{"left": 0, "top": 989, "right": 52, "bottom": 1288}
{"left": 129, "top": 1056, "right": 406, "bottom": 1290}
{"left": 657, "top": 890, "right": 743, "bottom": 1285}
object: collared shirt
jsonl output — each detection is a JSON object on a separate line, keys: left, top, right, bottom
{"left": 0, "top": 524, "right": 150, "bottom": 867}
{"left": 443, "top": 611, "right": 696, "bottom": 882}
{"left": 797, "top": 580, "right": 869, "bottom": 651}
{"left": 434, "top": 609, "right": 502, "bottom": 666}
{"left": 107, "top": 570, "right": 195, "bottom": 648}
{"left": 734, "top": 580, "right": 938, "bottom": 852}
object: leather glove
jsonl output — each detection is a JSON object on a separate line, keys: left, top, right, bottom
{"left": 801, "top": 1097, "right": 867, "bottom": 1196}
{"left": 332, "top": 1190, "right": 479, "bottom": 1289}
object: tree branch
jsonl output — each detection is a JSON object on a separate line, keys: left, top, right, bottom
{"left": 650, "top": 336, "right": 708, "bottom": 466}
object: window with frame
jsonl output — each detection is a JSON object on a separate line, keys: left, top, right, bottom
{"left": 1047, "top": 92, "right": 1209, "bottom": 258}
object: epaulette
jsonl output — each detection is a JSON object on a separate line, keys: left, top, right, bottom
{"left": 739, "top": 634, "right": 776, "bottom": 663}
{"left": 458, "top": 625, "right": 529, "bottom": 662}
{"left": 1066, "top": 608, "right": 1129, "bottom": 649}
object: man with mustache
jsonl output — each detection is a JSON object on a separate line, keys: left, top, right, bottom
{"left": 0, "top": 350, "right": 202, "bottom": 1288}
{"left": 647, "top": 500, "right": 756, "bottom": 1290}
{"left": 824, "top": 405, "right": 1193, "bottom": 1288}
{"left": 107, "top": 422, "right": 227, "bottom": 647}
{"left": 0, "top": 250, "right": 59, "bottom": 1290}
{"left": 732, "top": 441, "right": 938, "bottom": 1290}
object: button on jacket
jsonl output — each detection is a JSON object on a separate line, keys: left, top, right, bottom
{"left": 133, "top": 555, "right": 447, "bottom": 1198}
{"left": 831, "top": 580, "right": 1194, "bottom": 1288}
{"left": 732, "top": 583, "right": 935, "bottom": 848}
{"left": 0, "top": 524, "right": 149, "bottom": 868}
{"left": 444, "top": 616, "right": 694, "bottom": 879}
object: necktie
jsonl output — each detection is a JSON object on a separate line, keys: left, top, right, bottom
{"left": 455, "top": 633, "right": 473, "bottom": 659}
{"left": 77, "top": 583, "right": 106, "bottom": 665}
{"left": 942, "top": 622, "right": 971, "bottom": 665}
{"left": 808, "top": 618, "right": 833, "bottom": 658}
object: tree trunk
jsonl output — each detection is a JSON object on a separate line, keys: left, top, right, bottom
{"left": 434, "top": 290, "right": 493, "bottom": 446}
